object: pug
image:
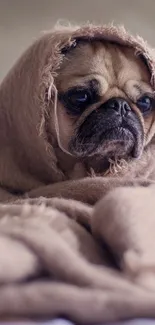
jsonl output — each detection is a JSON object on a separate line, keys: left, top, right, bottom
{"left": 0, "top": 26, "right": 155, "bottom": 205}
{"left": 55, "top": 41, "right": 153, "bottom": 173}
{"left": 27, "top": 39, "right": 155, "bottom": 204}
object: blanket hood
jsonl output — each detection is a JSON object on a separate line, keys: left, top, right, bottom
{"left": 0, "top": 24, "right": 155, "bottom": 192}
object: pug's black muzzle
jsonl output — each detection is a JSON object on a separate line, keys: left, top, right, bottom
{"left": 70, "top": 97, "right": 144, "bottom": 159}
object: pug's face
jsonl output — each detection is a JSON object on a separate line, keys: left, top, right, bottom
{"left": 53, "top": 41, "right": 155, "bottom": 172}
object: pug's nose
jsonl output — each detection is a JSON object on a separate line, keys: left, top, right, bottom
{"left": 104, "top": 97, "right": 131, "bottom": 116}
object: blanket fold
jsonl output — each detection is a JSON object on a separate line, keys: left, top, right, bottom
{"left": 0, "top": 196, "right": 155, "bottom": 323}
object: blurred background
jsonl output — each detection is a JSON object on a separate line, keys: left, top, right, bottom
{"left": 0, "top": 0, "right": 155, "bottom": 81}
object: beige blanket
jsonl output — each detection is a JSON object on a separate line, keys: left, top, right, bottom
{"left": 0, "top": 190, "right": 155, "bottom": 323}
{"left": 1, "top": 23, "right": 155, "bottom": 323}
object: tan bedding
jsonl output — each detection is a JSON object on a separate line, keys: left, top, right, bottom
{"left": 1, "top": 23, "right": 155, "bottom": 323}
{"left": 0, "top": 192, "right": 155, "bottom": 323}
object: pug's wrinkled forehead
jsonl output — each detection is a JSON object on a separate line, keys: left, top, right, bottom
{"left": 56, "top": 40, "right": 152, "bottom": 100}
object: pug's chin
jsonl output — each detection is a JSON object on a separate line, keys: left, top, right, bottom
{"left": 70, "top": 127, "right": 140, "bottom": 174}
{"left": 84, "top": 142, "right": 132, "bottom": 174}
{"left": 85, "top": 144, "right": 134, "bottom": 174}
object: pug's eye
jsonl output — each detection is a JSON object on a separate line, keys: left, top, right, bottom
{"left": 68, "top": 90, "right": 91, "bottom": 105}
{"left": 59, "top": 81, "right": 100, "bottom": 115}
{"left": 137, "top": 95, "right": 153, "bottom": 114}
{"left": 60, "top": 88, "right": 94, "bottom": 115}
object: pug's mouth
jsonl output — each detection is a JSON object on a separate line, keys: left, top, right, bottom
{"left": 69, "top": 108, "right": 144, "bottom": 173}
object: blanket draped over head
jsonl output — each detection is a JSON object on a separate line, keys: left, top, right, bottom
{"left": 1, "top": 24, "right": 155, "bottom": 323}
